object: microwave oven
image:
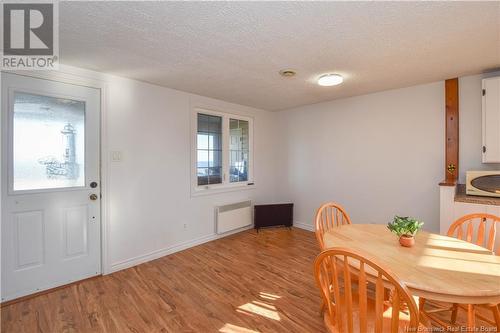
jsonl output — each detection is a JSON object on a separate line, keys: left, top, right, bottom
{"left": 466, "top": 170, "right": 500, "bottom": 197}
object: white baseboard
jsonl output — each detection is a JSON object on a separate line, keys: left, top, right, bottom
{"left": 293, "top": 221, "right": 314, "bottom": 232}
{"left": 109, "top": 225, "right": 253, "bottom": 273}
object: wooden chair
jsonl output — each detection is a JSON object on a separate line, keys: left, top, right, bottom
{"left": 314, "top": 202, "right": 353, "bottom": 313}
{"left": 419, "top": 213, "right": 500, "bottom": 330}
{"left": 314, "top": 202, "right": 352, "bottom": 250}
{"left": 314, "top": 247, "right": 420, "bottom": 332}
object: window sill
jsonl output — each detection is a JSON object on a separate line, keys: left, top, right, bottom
{"left": 190, "top": 182, "right": 256, "bottom": 197}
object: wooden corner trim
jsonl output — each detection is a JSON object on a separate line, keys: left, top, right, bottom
{"left": 444, "top": 78, "right": 459, "bottom": 184}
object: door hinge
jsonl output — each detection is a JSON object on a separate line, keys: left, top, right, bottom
{"left": 482, "top": 89, "right": 486, "bottom": 96}
{"left": 483, "top": 146, "right": 486, "bottom": 153}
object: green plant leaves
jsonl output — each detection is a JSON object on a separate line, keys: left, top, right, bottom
{"left": 387, "top": 215, "right": 424, "bottom": 237}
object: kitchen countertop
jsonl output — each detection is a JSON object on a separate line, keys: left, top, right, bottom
{"left": 455, "top": 184, "right": 500, "bottom": 206}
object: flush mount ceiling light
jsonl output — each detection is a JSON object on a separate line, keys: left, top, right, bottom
{"left": 279, "top": 69, "right": 296, "bottom": 77}
{"left": 317, "top": 74, "right": 343, "bottom": 86}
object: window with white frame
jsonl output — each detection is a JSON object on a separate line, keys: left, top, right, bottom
{"left": 193, "top": 109, "right": 253, "bottom": 193}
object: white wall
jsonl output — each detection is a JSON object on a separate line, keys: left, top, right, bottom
{"left": 104, "top": 74, "right": 280, "bottom": 272}
{"left": 276, "top": 72, "right": 500, "bottom": 233}
{"left": 0, "top": 65, "right": 281, "bottom": 277}
{"left": 275, "top": 82, "right": 445, "bottom": 232}
{"left": 459, "top": 71, "right": 500, "bottom": 182}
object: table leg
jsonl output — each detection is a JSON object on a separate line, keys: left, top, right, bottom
{"left": 450, "top": 303, "right": 458, "bottom": 324}
{"left": 467, "top": 304, "right": 476, "bottom": 330}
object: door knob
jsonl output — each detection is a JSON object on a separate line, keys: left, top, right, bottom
{"left": 89, "top": 194, "right": 98, "bottom": 201}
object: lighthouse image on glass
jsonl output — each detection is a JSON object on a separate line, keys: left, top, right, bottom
{"left": 38, "top": 123, "right": 79, "bottom": 179}
{"left": 61, "top": 123, "right": 78, "bottom": 178}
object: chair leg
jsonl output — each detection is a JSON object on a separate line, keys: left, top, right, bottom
{"left": 320, "top": 299, "right": 325, "bottom": 315}
{"left": 467, "top": 304, "right": 476, "bottom": 330}
{"left": 490, "top": 304, "right": 500, "bottom": 331}
{"left": 418, "top": 297, "right": 426, "bottom": 310}
{"left": 418, "top": 297, "right": 431, "bottom": 327}
{"left": 450, "top": 303, "right": 459, "bottom": 324}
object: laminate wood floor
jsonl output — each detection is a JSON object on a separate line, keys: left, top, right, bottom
{"left": 1, "top": 228, "right": 325, "bottom": 333}
{"left": 1, "top": 227, "right": 496, "bottom": 333}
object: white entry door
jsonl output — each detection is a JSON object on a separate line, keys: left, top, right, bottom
{"left": 1, "top": 73, "right": 101, "bottom": 302}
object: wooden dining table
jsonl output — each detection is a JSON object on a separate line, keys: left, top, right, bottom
{"left": 323, "top": 224, "right": 500, "bottom": 327}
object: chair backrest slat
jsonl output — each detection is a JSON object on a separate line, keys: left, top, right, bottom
{"left": 358, "top": 262, "right": 368, "bottom": 332}
{"left": 448, "top": 213, "right": 500, "bottom": 253}
{"left": 477, "top": 219, "right": 486, "bottom": 246}
{"left": 314, "top": 248, "right": 419, "bottom": 333}
{"left": 331, "top": 256, "right": 343, "bottom": 331}
{"left": 489, "top": 222, "right": 497, "bottom": 253}
{"left": 391, "top": 289, "right": 401, "bottom": 333}
{"left": 343, "top": 256, "right": 354, "bottom": 333}
{"left": 314, "top": 202, "right": 352, "bottom": 249}
{"left": 466, "top": 221, "right": 473, "bottom": 243}
{"left": 374, "top": 272, "right": 384, "bottom": 333}
{"left": 322, "top": 210, "right": 326, "bottom": 231}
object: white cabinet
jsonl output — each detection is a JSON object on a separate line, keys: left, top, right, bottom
{"left": 482, "top": 76, "right": 500, "bottom": 163}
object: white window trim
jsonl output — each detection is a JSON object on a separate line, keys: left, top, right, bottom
{"left": 190, "top": 107, "right": 255, "bottom": 197}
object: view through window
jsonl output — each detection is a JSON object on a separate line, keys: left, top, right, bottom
{"left": 195, "top": 111, "right": 252, "bottom": 190}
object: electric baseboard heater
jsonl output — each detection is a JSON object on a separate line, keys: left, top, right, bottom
{"left": 216, "top": 201, "right": 252, "bottom": 234}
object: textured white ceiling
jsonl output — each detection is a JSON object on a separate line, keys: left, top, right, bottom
{"left": 60, "top": 2, "right": 500, "bottom": 111}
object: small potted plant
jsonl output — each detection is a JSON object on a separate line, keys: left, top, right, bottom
{"left": 387, "top": 216, "right": 424, "bottom": 247}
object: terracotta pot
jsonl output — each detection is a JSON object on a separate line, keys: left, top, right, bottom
{"left": 399, "top": 235, "right": 415, "bottom": 247}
